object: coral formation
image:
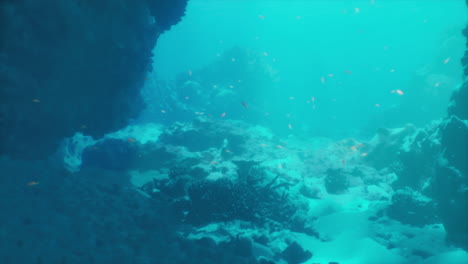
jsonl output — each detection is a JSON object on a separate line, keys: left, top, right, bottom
{"left": 0, "top": 0, "right": 187, "bottom": 159}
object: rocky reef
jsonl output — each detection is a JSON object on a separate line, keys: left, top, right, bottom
{"left": 0, "top": 0, "right": 187, "bottom": 159}
{"left": 448, "top": 21, "right": 468, "bottom": 119}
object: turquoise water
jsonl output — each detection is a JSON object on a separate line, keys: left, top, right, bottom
{"left": 154, "top": 0, "right": 466, "bottom": 136}
{"left": 1, "top": 1, "right": 467, "bottom": 263}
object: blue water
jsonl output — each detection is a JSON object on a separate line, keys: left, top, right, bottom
{"left": 153, "top": 0, "right": 466, "bottom": 135}
{"left": 1, "top": 1, "right": 467, "bottom": 263}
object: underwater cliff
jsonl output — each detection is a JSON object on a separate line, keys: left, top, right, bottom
{"left": 0, "top": 1, "right": 467, "bottom": 264}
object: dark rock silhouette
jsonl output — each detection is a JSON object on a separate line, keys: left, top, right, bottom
{"left": 0, "top": 0, "right": 187, "bottom": 159}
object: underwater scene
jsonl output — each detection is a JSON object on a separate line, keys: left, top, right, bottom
{"left": 1, "top": 0, "right": 467, "bottom": 263}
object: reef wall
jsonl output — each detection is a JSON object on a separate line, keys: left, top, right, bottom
{"left": 448, "top": 17, "right": 468, "bottom": 119}
{"left": 0, "top": 0, "right": 187, "bottom": 159}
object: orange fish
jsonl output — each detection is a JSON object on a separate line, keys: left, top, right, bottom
{"left": 127, "top": 138, "right": 136, "bottom": 142}
{"left": 242, "top": 102, "right": 249, "bottom": 109}
{"left": 27, "top": 181, "right": 40, "bottom": 186}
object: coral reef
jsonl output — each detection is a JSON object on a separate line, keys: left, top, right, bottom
{"left": 386, "top": 187, "right": 438, "bottom": 227}
{"left": 281, "top": 241, "right": 313, "bottom": 264}
{"left": 448, "top": 22, "right": 468, "bottom": 119}
{"left": 324, "top": 168, "right": 349, "bottom": 194}
{"left": 140, "top": 47, "right": 279, "bottom": 126}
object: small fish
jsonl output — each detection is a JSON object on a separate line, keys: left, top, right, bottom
{"left": 32, "top": 99, "right": 40, "bottom": 103}
{"left": 443, "top": 57, "right": 450, "bottom": 64}
{"left": 389, "top": 69, "right": 395, "bottom": 72}
{"left": 311, "top": 97, "right": 316, "bottom": 102}
{"left": 187, "top": 70, "right": 192, "bottom": 76}
{"left": 225, "top": 149, "right": 231, "bottom": 153}
{"left": 361, "top": 153, "right": 368, "bottom": 157}
{"left": 328, "top": 74, "right": 334, "bottom": 77}
{"left": 276, "top": 145, "right": 284, "bottom": 149}
{"left": 258, "top": 15, "right": 265, "bottom": 19}
{"left": 221, "top": 112, "right": 226, "bottom": 117}
{"left": 288, "top": 124, "right": 293, "bottom": 130}
{"left": 210, "top": 161, "right": 217, "bottom": 164}
{"left": 229, "top": 85, "right": 234, "bottom": 88}
{"left": 127, "top": 138, "right": 136, "bottom": 142}
{"left": 260, "top": 143, "right": 268, "bottom": 147}
{"left": 395, "top": 89, "right": 404, "bottom": 95}
{"left": 355, "top": 7, "right": 360, "bottom": 13}
{"left": 375, "top": 103, "right": 381, "bottom": 107}
{"left": 263, "top": 52, "right": 268, "bottom": 56}
{"left": 242, "top": 101, "right": 249, "bottom": 109}
{"left": 344, "top": 70, "right": 352, "bottom": 74}
{"left": 321, "top": 77, "right": 326, "bottom": 84}
{"left": 27, "top": 181, "right": 40, "bottom": 186}
{"left": 278, "top": 164, "right": 283, "bottom": 169}
{"left": 80, "top": 125, "right": 87, "bottom": 129}
{"left": 341, "top": 159, "right": 346, "bottom": 166}
{"left": 434, "top": 83, "right": 440, "bottom": 87}
{"left": 161, "top": 110, "right": 166, "bottom": 113}
{"left": 350, "top": 146, "right": 357, "bottom": 151}
{"left": 231, "top": 58, "right": 236, "bottom": 62}
{"left": 184, "top": 96, "right": 190, "bottom": 100}
{"left": 289, "top": 97, "right": 295, "bottom": 100}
